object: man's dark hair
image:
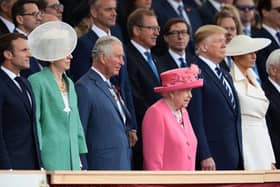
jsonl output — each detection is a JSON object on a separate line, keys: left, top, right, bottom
{"left": 0, "top": 32, "right": 27, "bottom": 63}
{"left": 127, "top": 8, "right": 156, "bottom": 38}
{"left": 257, "top": 0, "right": 272, "bottom": 19}
{"left": 12, "top": 0, "right": 40, "bottom": 27}
{"left": 162, "top": 17, "right": 189, "bottom": 36}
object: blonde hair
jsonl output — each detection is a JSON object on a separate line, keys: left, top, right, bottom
{"left": 195, "top": 25, "right": 227, "bottom": 54}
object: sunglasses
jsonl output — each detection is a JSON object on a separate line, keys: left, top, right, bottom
{"left": 236, "top": 5, "right": 255, "bottom": 11}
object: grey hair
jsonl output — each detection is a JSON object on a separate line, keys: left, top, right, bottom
{"left": 91, "top": 35, "right": 122, "bottom": 62}
{"left": 266, "top": 49, "right": 280, "bottom": 74}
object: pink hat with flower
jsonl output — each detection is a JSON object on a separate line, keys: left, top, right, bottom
{"left": 154, "top": 64, "right": 203, "bottom": 93}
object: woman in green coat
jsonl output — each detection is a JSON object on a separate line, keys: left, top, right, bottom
{"left": 28, "top": 21, "right": 87, "bottom": 170}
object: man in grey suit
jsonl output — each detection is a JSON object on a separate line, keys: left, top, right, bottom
{"left": 76, "top": 36, "right": 132, "bottom": 170}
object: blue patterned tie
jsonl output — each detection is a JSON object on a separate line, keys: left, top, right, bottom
{"left": 177, "top": 5, "right": 184, "bottom": 18}
{"left": 243, "top": 27, "right": 250, "bottom": 36}
{"left": 215, "top": 67, "right": 236, "bottom": 110}
{"left": 144, "top": 51, "right": 160, "bottom": 81}
{"left": 178, "top": 57, "right": 187, "bottom": 68}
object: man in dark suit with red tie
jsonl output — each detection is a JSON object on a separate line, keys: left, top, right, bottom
{"left": 0, "top": 33, "right": 42, "bottom": 169}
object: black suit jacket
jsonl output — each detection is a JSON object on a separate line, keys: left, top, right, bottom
{"left": 126, "top": 42, "right": 162, "bottom": 169}
{"left": 158, "top": 50, "right": 195, "bottom": 73}
{"left": 252, "top": 27, "right": 280, "bottom": 82}
{"left": 152, "top": 0, "right": 202, "bottom": 56}
{"left": 0, "top": 69, "right": 42, "bottom": 169}
{"left": 198, "top": 0, "right": 217, "bottom": 24}
{"left": 262, "top": 79, "right": 280, "bottom": 169}
{"left": 0, "top": 19, "right": 10, "bottom": 36}
{"left": 188, "top": 57, "right": 243, "bottom": 170}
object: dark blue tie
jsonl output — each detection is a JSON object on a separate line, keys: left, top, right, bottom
{"left": 178, "top": 57, "right": 187, "bottom": 68}
{"left": 15, "top": 76, "right": 31, "bottom": 107}
{"left": 215, "top": 67, "right": 236, "bottom": 110}
{"left": 177, "top": 5, "right": 184, "bottom": 18}
{"left": 144, "top": 51, "right": 160, "bottom": 81}
{"left": 276, "top": 32, "right": 280, "bottom": 43}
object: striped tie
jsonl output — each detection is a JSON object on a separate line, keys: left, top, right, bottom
{"left": 215, "top": 67, "right": 236, "bottom": 110}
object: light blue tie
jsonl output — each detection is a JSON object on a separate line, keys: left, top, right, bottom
{"left": 144, "top": 51, "right": 160, "bottom": 81}
{"left": 252, "top": 65, "right": 262, "bottom": 85}
{"left": 243, "top": 27, "right": 251, "bottom": 36}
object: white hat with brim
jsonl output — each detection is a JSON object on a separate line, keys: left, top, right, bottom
{"left": 226, "top": 35, "right": 271, "bottom": 56}
{"left": 28, "top": 21, "right": 77, "bottom": 62}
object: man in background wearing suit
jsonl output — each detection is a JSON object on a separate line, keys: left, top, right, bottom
{"left": 0, "top": 0, "right": 17, "bottom": 36}
{"left": 0, "top": 33, "right": 42, "bottom": 169}
{"left": 159, "top": 17, "right": 194, "bottom": 73}
{"left": 12, "top": 0, "right": 42, "bottom": 78}
{"left": 189, "top": 25, "right": 243, "bottom": 170}
{"left": 253, "top": 0, "right": 280, "bottom": 83}
{"left": 76, "top": 36, "right": 132, "bottom": 170}
{"left": 263, "top": 49, "right": 280, "bottom": 169}
{"left": 70, "top": 0, "right": 123, "bottom": 82}
{"left": 126, "top": 8, "right": 162, "bottom": 170}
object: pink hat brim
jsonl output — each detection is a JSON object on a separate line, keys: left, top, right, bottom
{"left": 154, "top": 79, "right": 203, "bottom": 93}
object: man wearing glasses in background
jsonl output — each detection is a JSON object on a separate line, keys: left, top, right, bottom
{"left": 159, "top": 17, "right": 195, "bottom": 73}
{"left": 252, "top": 0, "right": 280, "bottom": 83}
{"left": 11, "top": 0, "right": 42, "bottom": 77}
{"left": 126, "top": 8, "right": 162, "bottom": 170}
{"left": 39, "top": 0, "right": 63, "bottom": 20}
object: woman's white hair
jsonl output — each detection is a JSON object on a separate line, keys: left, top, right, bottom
{"left": 266, "top": 49, "right": 280, "bottom": 74}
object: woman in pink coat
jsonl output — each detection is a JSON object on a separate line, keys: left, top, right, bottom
{"left": 142, "top": 64, "right": 203, "bottom": 170}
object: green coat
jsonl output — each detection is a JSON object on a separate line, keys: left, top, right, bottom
{"left": 28, "top": 67, "right": 87, "bottom": 170}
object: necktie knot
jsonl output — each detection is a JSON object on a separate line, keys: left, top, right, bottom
{"left": 178, "top": 57, "right": 187, "bottom": 68}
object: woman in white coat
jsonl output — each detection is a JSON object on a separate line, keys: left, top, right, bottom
{"left": 226, "top": 35, "right": 276, "bottom": 170}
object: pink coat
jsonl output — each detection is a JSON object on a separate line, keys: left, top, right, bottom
{"left": 142, "top": 99, "right": 197, "bottom": 170}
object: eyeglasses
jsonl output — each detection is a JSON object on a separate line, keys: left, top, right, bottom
{"left": 166, "top": 30, "right": 189, "bottom": 37}
{"left": 271, "top": 6, "right": 280, "bottom": 13}
{"left": 137, "top": 25, "right": 160, "bottom": 32}
{"left": 46, "top": 3, "right": 64, "bottom": 11}
{"left": 21, "top": 11, "right": 42, "bottom": 17}
{"left": 236, "top": 5, "right": 255, "bottom": 11}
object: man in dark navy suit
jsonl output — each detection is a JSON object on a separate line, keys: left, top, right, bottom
{"left": 159, "top": 17, "right": 195, "bottom": 73}
{"left": 152, "top": 0, "right": 202, "bottom": 55}
{"left": 263, "top": 49, "right": 280, "bottom": 169}
{"left": 0, "top": 33, "right": 42, "bottom": 169}
{"left": 252, "top": 0, "right": 280, "bottom": 83}
{"left": 189, "top": 25, "right": 243, "bottom": 170}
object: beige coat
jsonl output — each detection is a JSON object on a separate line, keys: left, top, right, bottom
{"left": 231, "top": 63, "right": 275, "bottom": 170}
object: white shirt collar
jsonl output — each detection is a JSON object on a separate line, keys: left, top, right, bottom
{"left": 263, "top": 24, "right": 280, "bottom": 45}
{"left": 15, "top": 28, "right": 28, "bottom": 36}
{"left": 199, "top": 55, "right": 220, "bottom": 76}
{"left": 0, "top": 16, "right": 15, "bottom": 33}
{"left": 268, "top": 77, "right": 280, "bottom": 93}
{"left": 1, "top": 66, "right": 19, "bottom": 80}
{"left": 168, "top": 49, "right": 186, "bottom": 68}
{"left": 131, "top": 40, "right": 151, "bottom": 61}
{"left": 208, "top": 0, "right": 222, "bottom": 11}
{"left": 91, "top": 66, "right": 109, "bottom": 82}
{"left": 91, "top": 24, "right": 111, "bottom": 38}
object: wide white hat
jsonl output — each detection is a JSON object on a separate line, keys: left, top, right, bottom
{"left": 226, "top": 35, "right": 271, "bottom": 56}
{"left": 28, "top": 21, "right": 77, "bottom": 61}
